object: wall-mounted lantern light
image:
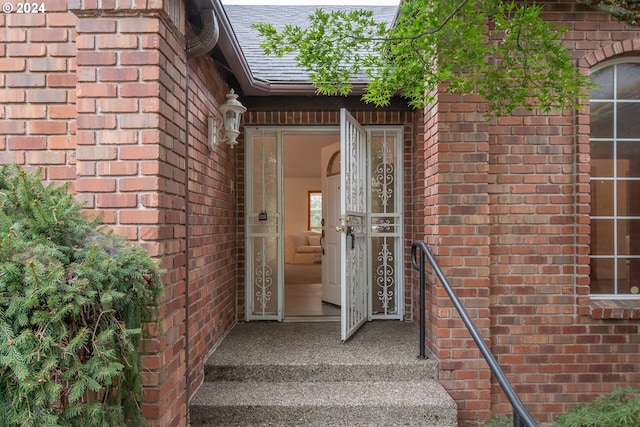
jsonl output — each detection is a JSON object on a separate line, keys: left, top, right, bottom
{"left": 208, "top": 89, "right": 247, "bottom": 150}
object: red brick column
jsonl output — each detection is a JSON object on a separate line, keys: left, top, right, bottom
{"left": 423, "top": 92, "right": 492, "bottom": 426}
{"left": 70, "top": 1, "right": 188, "bottom": 425}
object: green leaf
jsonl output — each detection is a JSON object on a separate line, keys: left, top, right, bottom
{"left": 255, "top": 0, "right": 592, "bottom": 117}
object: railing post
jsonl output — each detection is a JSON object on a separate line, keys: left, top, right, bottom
{"left": 411, "top": 243, "right": 427, "bottom": 360}
{"left": 514, "top": 413, "right": 524, "bottom": 427}
{"left": 418, "top": 248, "right": 426, "bottom": 359}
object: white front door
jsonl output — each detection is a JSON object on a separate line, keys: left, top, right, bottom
{"left": 339, "top": 109, "right": 368, "bottom": 341}
{"left": 321, "top": 144, "right": 341, "bottom": 306}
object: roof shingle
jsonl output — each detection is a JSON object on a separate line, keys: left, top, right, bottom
{"left": 221, "top": 4, "right": 397, "bottom": 83}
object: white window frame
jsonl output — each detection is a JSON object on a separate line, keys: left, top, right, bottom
{"left": 589, "top": 58, "right": 640, "bottom": 300}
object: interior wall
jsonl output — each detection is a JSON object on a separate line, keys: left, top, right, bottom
{"left": 284, "top": 177, "right": 320, "bottom": 237}
{"left": 283, "top": 133, "right": 337, "bottom": 239}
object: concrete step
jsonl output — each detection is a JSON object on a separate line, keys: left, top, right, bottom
{"left": 189, "top": 322, "right": 458, "bottom": 426}
{"left": 190, "top": 380, "right": 457, "bottom": 427}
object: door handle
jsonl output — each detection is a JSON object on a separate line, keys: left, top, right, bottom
{"left": 336, "top": 225, "right": 354, "bottom": 233}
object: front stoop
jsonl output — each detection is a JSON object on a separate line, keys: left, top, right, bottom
{"left": 189, "top": 322, "right": 458, "bottom": 427}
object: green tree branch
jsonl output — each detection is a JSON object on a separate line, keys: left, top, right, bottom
{"left": 255, "top": 0, "right": 593, "bottom": 117}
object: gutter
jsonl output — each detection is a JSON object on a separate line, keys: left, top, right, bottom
{"left": 187, "top": 0, "right": 219, "bottom": 60}
{"left": 211, "top": 0, "right": 262, "bottom": 91}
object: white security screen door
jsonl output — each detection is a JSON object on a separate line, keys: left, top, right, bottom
{"left": 369, "top": 128, "right": 404, "bottom": 320}
{"left": 245, "top": 129, "right": 283, "bottom": 321}
{"left": 340, "top": 109, "right": 368, "bottom": 341}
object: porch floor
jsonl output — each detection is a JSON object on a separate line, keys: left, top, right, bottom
{"left": 206, "top": 320, "right": 429, "bottom": 368}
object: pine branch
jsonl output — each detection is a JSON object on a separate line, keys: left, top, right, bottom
{"left": 0, "top": 164, "right": 163, "bottom": 427}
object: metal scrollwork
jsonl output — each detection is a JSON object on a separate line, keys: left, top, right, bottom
{"left": 376, "top": 240, "right": 395, "bottom": 313}
{"left": 371, "top": 140, "right": 394, "bottom": 210}
{"left": 254, "top": 240, "right": 272, "bottom": 314}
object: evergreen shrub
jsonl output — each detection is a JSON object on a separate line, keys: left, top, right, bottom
{"left": 484, "top": 388, "right": 640, "bottom": 427}
{"left": 0, "top": 164, "right": 163, "bottom": 426}
{"left": 554, "top": 387, "right": 640, "bottom": 427}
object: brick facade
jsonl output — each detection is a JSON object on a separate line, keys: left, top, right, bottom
{"left": 1, "top": 0, "right": 639, "bottom": 426}
{"left": 0, "top": 0, "right": 76, "bottom": 180}
{"left": 420, "top": 92, "right": 494, "bottom": 422}
{"left": 416, "top": 3, "right": 640, "bottom": 425}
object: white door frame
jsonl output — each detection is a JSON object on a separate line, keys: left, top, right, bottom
{"left": 244, "top": 124, "right": 404, "bottom": 324}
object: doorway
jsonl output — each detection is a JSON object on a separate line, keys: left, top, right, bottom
{"left": 283, "top": 132, "right": 341, "bottom": 318}
{"left": 244, "top": 115, "right": 405, "bottom": 337}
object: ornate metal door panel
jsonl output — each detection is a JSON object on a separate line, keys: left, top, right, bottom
{"left": 245, "top": 129, "right": 283, "bottom": 320}
{"left": 340, "top": 109, "right": 368, "bottom": 341}
{"left": 369, "top": 129, "right": 403, "bottom": 319}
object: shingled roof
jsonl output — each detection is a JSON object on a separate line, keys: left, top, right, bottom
{"left": 217, "top": 3, "right": 398, "bottom": 94}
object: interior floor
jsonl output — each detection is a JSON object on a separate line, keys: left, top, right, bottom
{"left": 284, "top": 263, "right": 340, "bottom": 318}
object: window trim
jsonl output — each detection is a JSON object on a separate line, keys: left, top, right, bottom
{"left": 590, "top": 56, "right": 640, "bottom": 74}
{"left": 589, "top": 58, "right": 640, "bottom": 300}
{"left": 307, "top": 190, "right": 322, "bottom": 232}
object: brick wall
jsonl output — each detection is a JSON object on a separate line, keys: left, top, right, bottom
{"left": 416, "top": 91, "right": 437, "bottom": 348}
{"left": 0, "top": 0, "right": 76, "bottom": 182}
{"left": 487, "top": 105, "right": 580, "bottom": 420}
{"left": 406, "top": 108, "right": 424, "bottom": 318}
{"left": 420, "top": 3, "right": 640, "bottom": 425}
{"left": 421, "top": 91, "right": 493, "bottom": 424}
{"left": 490, "top": 3, "right": 639, "bottom": 423}
{"left": 71, "top": 4, "right": 189, "bottom": 424}
{"left": 71, "top": 4, "right": 236, "bottom": 424}
{"left": 184, "top": 53, "right": 237, "bottom": 401}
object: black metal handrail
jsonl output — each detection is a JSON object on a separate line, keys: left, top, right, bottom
{"left": 411, "top": 240, "right": 538, "bottom": 427}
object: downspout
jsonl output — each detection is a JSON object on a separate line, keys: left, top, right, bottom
{"left": 187, "top": 1, "right": 220, "bottom": 61}
{"left": 184, "top": 1, "right": 219, "bottom": 423}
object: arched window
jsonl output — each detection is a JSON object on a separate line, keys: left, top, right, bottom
{"left": 589, "top": 60, "right": 640, "bottom": 297}
{"left": 326, "top": 150, "right": 340, "bottom": 176}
